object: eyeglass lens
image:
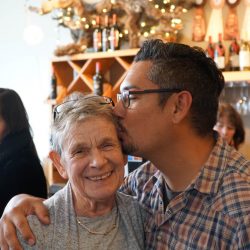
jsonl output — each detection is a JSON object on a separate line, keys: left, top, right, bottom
{"left": 53, "top": 96, "right": 114, "bottom": 121}
{"left": 117, "top": 92, "right": 129, "bottom": 108}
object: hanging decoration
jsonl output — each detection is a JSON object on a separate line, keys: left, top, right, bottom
{"left": 27, "top": 0, "right": 194, "bottom": 54}
{"left": 205, "top": 0, "right": 225, "bottom": 42}
{"left": 192, "top": 0, "right": 206, "bottom": 42}
{"left": 241, "top": 0, "right": 250, "bottom": 41}
{"left": 224, "top": 0, "right": 240, "bottom": 40}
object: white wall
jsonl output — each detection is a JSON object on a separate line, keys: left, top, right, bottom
{"left": 0, "top": 1, "right": 72, "bottom": 162}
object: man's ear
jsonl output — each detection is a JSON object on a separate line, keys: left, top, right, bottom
{"left": 49, "top": 150, "right": 68, "bottom": 179}
{"left": 171, "top": 91, "right": 192, "bottom": 124}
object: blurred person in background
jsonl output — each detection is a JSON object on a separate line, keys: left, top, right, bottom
{"left": 214, "top": 102, "right": 245, "bottom": 150}
{"left": 0, "top": 88, "right": 47, "bottom": 216}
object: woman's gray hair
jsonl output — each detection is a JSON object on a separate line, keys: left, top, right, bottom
{"left": 51, "top": 92, "right": 117, "bottom": 155}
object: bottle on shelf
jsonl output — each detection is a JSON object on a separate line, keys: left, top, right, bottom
{"left": 50, "top": 66, "right": 57, "bottom": 100}
{"left": 228, "top": 37, "right": 240, "bottom": 71}
{"left": 205, "top": 36, "right": 214, "bottom": 59}
{"left": 102, "top": 15, "right": 110, "bottom": 52}
{"left": 239, "top": 38, "right": 250, "bottom": 71}
{"left": 93, "top": 15, "right": 102, "bottom": 52}
{"left": 110, "top": 14, "right": 120, "bottom": 51}
{"left": 214, "top": 33, "right": 226, "bottom": 71}
{"left": 93, "top": 62, "right": 103, "bottom": 96}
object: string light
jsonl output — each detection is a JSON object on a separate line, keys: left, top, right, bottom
{"left": 139, "top": 0, "right": 191, "bottom": 42}
{"left": 26, "top": 0, "right": 191, "bottom": 47}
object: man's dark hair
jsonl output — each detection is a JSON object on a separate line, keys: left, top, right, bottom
{"left": 134, "top": 39, "right": 225, "bottom": 136}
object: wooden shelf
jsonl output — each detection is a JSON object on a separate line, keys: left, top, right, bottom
{"left": 52, "top": 49, "right": 139, "bottom": 62}
{"left": 51, "top": 49, "right": 250, "bottom": 104}
{"left": 52, "top": 49, "right": 138, "bottom": 104}
{"left": 223, "top": 71, "right": 250, "bottom": 83}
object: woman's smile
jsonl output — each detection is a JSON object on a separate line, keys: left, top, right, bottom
{"left": 86, "top": 171, "right": 113, "bottom": 181}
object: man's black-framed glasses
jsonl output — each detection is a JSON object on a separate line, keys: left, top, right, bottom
{"left": 117, "top": 88, "right": 182, "bottom": 108}
{"left": 53, "top": 96, "right": 114, "bottom": 121}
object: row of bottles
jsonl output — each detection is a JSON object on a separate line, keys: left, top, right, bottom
{"left": 49, "top": 62, "right": 103, "bottom": 101}
{"left": 93, "top": 14, "right": 120, "bottom": 53}
{"left": 206, "top": 34, "right": 250, "bottom": 72}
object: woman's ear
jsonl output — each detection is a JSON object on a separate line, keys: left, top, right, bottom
{"left": 171, "top": 91, "right": 192, "bottom": 124}
{"left": 49, "top": 150, "right": 68, "bottom": 179}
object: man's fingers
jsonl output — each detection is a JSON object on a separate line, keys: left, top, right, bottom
{"left": 1, "top": 219, "right": 23, "bottom": 250}
{"left": 33, "top": 200, "right": 50, "bottom": 225}
{"left": 0, "top": 228, "right": 9, "bottom": 250}
{"left": 0, "top": 241, "right": 9, "bottom": 250}
{"left": 10, "top": 212, "right": 35, "bottom": 246}
{"left": 0, "top": 195, "right": 50, "bottom": 250}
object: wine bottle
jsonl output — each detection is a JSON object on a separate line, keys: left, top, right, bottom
{"left": 102, "top": 15, "right": 110, "bottom": 52}
{"left": 93, "top": 62, "right": 103, "bottom": 96}
{"left": 50, "top": 66, "right": 57, "bottom": 100}
{"left": 228, "top": 37, "right": 240, "bottom": 71}
{"left": 239, "top": 39, "right": 250, "bottom": 71}
{"left": 110, "top": 14, "right": 120, "bottom": 51}
{"left": 93, "top": 15, "right": 102, "bottom": 52}
{"left": 205, "top": 36, "right": 214, "bottom": 59}
{"left": 214, "top": 33, "right": 225, "bottom": 71}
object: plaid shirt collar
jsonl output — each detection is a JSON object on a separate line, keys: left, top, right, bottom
{"left": 152, "top": 135, "right": 230, "bottom": 196}
{"left": 193, "top": 136, "right": 229, "bottom": 195}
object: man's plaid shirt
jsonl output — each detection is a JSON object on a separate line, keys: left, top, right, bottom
{"left": 120, "top": 137, "right": 250, "bottom": 249}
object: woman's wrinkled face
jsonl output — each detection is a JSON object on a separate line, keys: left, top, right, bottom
{"left": 60, "top": 117, "right": 126, "bottom": 204}
{"left": 214, "top": 116, "right": 236, "bottom": 146}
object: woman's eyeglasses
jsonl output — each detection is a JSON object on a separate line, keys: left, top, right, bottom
{"left": 53, "top": 96, "right": 114, "bottom": 121}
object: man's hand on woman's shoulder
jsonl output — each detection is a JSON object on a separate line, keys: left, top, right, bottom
{"left": 0, "top": 194, "right": 49, "bottom": 250}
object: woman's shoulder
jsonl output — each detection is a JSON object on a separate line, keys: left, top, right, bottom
{"left": 116, "top": 192, "right": 148, "bottom": 219}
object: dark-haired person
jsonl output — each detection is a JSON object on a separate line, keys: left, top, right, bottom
{"left": 214, "top": 102, "right": 245, "bottom": 150}
{"left": 0, "top": 88, "right": 47, "bottom": 216}
{"left": 1, "top": 40, "right": 250, "bottom": 249}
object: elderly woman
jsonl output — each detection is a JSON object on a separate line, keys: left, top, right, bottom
{"left": 214, "top": 102, "right": 245, "bottom": 150}
{"left": 17, "top": 93, "right": 145, "bottom": 249}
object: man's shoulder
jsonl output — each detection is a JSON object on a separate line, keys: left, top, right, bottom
{"left": 227, "top": 150, "right": 250, "bottom": 176}
{"left": 213, "top": 152, "right": 250, "bottom": 219}
{"left": 127, "top": 161, "right": 159, "bottom": 180}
